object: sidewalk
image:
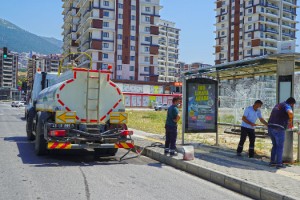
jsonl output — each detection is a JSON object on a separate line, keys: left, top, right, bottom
{"left": 130, "top": 128, "right": 300, "bottom": 200}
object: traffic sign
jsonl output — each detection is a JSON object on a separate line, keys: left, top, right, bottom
{"left": 55, "top": 111, "right": 77, "bottom": 124}
{"left": 110, "top": 112, "right": 128, "bottom": 124}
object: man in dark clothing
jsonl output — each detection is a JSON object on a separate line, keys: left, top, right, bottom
{"left": 268, "top": 97, "right": 296, "bottom": 168}
{"left": 165, "top": 97, "right": 181, "bottom": 156}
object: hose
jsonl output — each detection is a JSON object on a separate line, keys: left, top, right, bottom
{"left": 119, "top": 142, "right": 164, "bottom": 161}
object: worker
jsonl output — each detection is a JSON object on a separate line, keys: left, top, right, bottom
{"left": 268, "top": 97, "right": 296, "bottom": 168}
{"left": 237, "top": 100, "right": 268, "bottom": 158}
{"left": 165, "top": 97, "right": 181, "bottom": 156}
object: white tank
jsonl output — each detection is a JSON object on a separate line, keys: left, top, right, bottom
{"left": 35, "top": 68, "right": 125, "bottom": 124}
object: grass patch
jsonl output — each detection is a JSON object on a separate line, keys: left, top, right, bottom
{"left": 127, "top": 110, "right": 182, "bottom": 136}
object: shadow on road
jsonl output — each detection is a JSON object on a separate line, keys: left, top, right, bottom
{"left": 3, "top": 136, "right": 139, "bottom": 167}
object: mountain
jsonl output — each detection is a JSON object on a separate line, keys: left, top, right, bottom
{"left": 0, "top": 18, "right": 62, "bottom": 54}
{"left": 41, "top": 36, "right": 63, "bottom": 49}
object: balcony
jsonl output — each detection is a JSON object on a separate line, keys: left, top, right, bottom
{"left": 266, "top": 2, "right": 279, "bottom": 10}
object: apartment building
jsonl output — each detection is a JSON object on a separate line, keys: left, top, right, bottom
{"left": 180, "top": 62, "right": 212, "bottom": 74}
{"left": 158, "top": 19, "right": 180, "bottom": 82}
{"left": 0, "top": 48, "right": 18, "bottom": 88}
{"left": 215, "top": 0, "right": 298, "bottom": 64}
{"left": 44, "top": 54, "right": 61, "bottom": 72}
{"left": 62, "top": 0, "right": 161, "bottom": 82}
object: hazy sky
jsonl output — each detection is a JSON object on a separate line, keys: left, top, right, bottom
{"left": 0, "top": 1, "right": 299, "bottom": 65}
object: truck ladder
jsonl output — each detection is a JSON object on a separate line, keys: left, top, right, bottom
{"left": 85, "top": 69, "right": 101, "bottom": 124}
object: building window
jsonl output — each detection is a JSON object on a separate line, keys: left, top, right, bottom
{"left": 118, "top": 34, "right": 123, "bottom": 39}
{"left": 248, "top": 33, "right": 251, "bottom": 38}
{"left": 221, "top": 31, "right": 225, "bottom": 36}
{"left": 118, "top": 55, "right": 122, "bottom": 60}
{"left": 145, "top": 7, "right": 151, "bottom": 12}
{"left": 104, "top": 11, "right": 109, "bottom": 17}
{"left": 118, "top": 3, "right": 123, "bottom": 8}
{"left": 145, "top": 47, "right": 150, "bottom": 52}
{"left": 145, "top": 37, "right": 151, "bottom": 42}
{"left": 145, "top": 27, "right": 150, "bottom": 32}
{"left": 131, "top": 26, "right": 135, "bottom": 31}
{"left": 248, "top": 8, "right": 252, "bottom": 13}
{"left": 144, "top": 67, "right": 149, "bottom": 72}
{"left": 248, "top": 17, "right": 252, "bottom": 21}
{"left": 118, "top": 14, "right": 123, "bottom": 19}
{"left": 103, "top": 32, "right": 109, "bottom": 38}
{"left": 131, "top": 5, "right": 136, "bottom": 10}
{"left": 116, "top": 75, "right": 121, "bottom": 79}
{"left": 130, "top": 36, "right": 135, "bottom": 40}
{"left": 144, "top": 57, "right": 149, "bottom": 62}
{"left": 247, "top": 50, "right": 251, "bottom": 54}
{"left": 118, "top": 45, "right": 122, "bottom": 50}
{"left": 248, "top": 25, "right": 252, "bottom": 30}
{"left": 103, "top": 22, "right": 109, "bottom": 27}
{"left": 103, "top": 43, "right": 109, "bottom": 48}
{"left": 144, "top": 77, "right": 149, "bottom": 81}
{"left": 130, "top": 56, "right": 135, "bottom": 61}
{"left": 102, "top": 64, "right": 108, "bottom": 69}
{"left": 117, "top": 65, "right": 122, "bottom": 70}
{"left": 131, "top": 15, "right": 136, "bottom": 20}
{"left": 103, "top": 53, "right": 108, "bottom": 59}
{"left": 129, "top": 76, "right": 134, "bottom": 80}
{"left": 145, "top": 16, "right": 150, "bottom": 22}
{"left": 130, "top": 46, "right": 135, "bottom": 51}
{"left": 104, "top": 1, "right": 109, "bottom": 6}
{"left": 130, "top": 66, "right": 134, "bottom": 71}
{"left": 118, "top": 24, "right": 123, "bottom": 29}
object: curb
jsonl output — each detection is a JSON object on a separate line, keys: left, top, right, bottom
{"left": 135, "top": 144, "right": 296, "bottom": 200}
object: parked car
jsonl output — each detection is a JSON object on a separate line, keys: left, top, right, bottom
{"left": 16, "top": 101, "right": 26, "bottom": 107}
{"left": 12, "top": 101, "right": 26, "bottom": 107}
{"left": 11, "top": 101, "right": 18, "bottom": 107}
{"left": 154, "top": 104, "right": 169, "bottom": 111}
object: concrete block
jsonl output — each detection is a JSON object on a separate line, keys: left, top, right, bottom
{"left": 186, "top": 162, "right": 200, "bottom": 176}
{"left": 151, "top": 151, "right": 161, "bottom": 161}
{"left": 164, "top": 156, "right": 177, "bottom": 167}
{"left": 261, "top": 188, "right": 284, "bottom": 200}
{"left": 283, "top": 195, "right": 297, "bottom": 200}
{"left": 241, "top": 182, "right": 261, "bottom": 200}
{"left": 224, "top": 177, "right": 242, "bottom": 193}
{"left": 158, "top": 153, "right": 167, "bottom": 163}
{"left": 176, "top": 160, "right": 188, "bottom": 171}
{"left": 198, "top": 167, "right": 211, "bottom": 180}
{"left": 145, "top": 148, "right": 153, "bottom": 157}
{"left": 210, "top": 171, "right": 225, "bottom": 186}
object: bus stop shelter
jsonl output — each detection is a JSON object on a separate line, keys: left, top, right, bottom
{"left": 181, "top": 53, "right": 300, "bottom": 163}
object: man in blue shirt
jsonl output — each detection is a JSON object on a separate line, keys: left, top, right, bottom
{"left": 237, "top": 100, "right": 268, "bottom": 158}
{"left": 165, "top": 97, "right": 181, "bottom": 156}
{"left": 268, "top": 97, "right": 295, "bottom": 168}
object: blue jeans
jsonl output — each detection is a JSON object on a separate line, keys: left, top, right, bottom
{"left": 268, "top": 126, "right": 285, "bottom": 165}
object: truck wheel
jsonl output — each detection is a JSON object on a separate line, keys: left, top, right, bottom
{"left": 35, "top": 112, "right": 49, "bottom": 156}
{"left": 94, "top": 148, "right": 118, "bottom": 157}
{"left": 26, "top": 108, "right": 35, "bottom": 141}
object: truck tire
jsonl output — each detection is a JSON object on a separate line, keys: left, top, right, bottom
{"left": 94, "top": 148, "right": 118, "bottom": 157}
{"left": 26, "top": 108, "right": 35, "bottom": 141}
{"left": 35, "top": 112, "right": 49, "bottom": 156}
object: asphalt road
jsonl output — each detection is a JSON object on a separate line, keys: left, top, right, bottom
{"left": 0, "top": 102, "right": 251, "bottom": 200}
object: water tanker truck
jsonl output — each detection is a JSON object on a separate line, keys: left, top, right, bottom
{"left": 25, "top": 58, "right": 134, "bottom": 157}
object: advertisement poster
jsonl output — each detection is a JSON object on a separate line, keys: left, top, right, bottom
{"left": 186, "top": 78, "right": 218, "bottom": 133}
